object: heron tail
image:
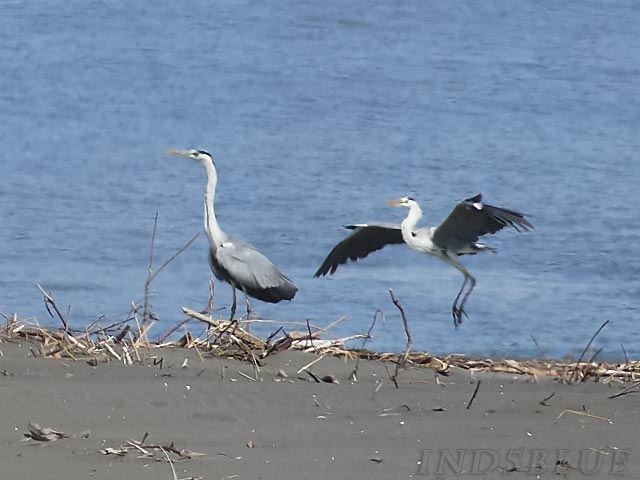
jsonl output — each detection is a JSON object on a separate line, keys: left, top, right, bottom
{"left": 476, "top": 243, "right": 497, "bottom": 253}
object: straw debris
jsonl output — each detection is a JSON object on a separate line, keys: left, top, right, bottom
{"left": 1, "top": 307, "right": 637, "bottom": 384}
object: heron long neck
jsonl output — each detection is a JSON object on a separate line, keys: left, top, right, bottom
{"left": 400, "top": 202, "right": 423, "bottom": 247}
{"left": 203, "top": 160, "right": 225, "bottom": 248}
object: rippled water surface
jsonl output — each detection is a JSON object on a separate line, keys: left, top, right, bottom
{"left": 1, "top": 0, "right": 639, "bottom": 358}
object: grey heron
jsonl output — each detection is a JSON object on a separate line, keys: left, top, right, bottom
{"left": 165, "top": 149, "right": 298, "bottom": 320}
{"left": 314, "top": 194, "right": 533, "bottom": 327}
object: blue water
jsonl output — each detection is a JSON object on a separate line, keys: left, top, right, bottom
{"left": 1, "top": 0, "right": 639, "bottom": 359}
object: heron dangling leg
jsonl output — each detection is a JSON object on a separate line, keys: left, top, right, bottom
{"left": 447, "top": 256, "right": 473, "bottom": 328}
{"left": 451, "top": 274, "right": 470, "bottom": 328}
{"left": 457, "top": 274, "right": 477, "bottom": 325}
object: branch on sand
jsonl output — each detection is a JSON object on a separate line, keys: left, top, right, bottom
{"left": 389, "top": 289, "right": 413, "bottom": 389}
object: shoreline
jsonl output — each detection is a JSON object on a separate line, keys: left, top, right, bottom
{"left": 2, "top": 311, "right": 638, "bottom": 383}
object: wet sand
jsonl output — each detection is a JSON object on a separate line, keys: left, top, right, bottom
{"left": 0, "top": 341, "right": 637, "bottom": 479}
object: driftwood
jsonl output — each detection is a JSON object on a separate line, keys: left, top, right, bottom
{"left": 23, "top": 422, "right": 90, "bottom": 442}
{"left": 99, "top": 435, "right": 204, "bottom": 461}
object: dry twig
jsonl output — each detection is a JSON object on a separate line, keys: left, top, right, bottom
{"left": 36, "top": 284, "right": 69, "bottom": 332}
{"left": 349, "top": 309, "right": 382, "bottom": 381}
{"left": 466, "top": 380, "right": 481, "bottom": 410}
{"left": 607, "top": 380, "right": 640, "bottom": 399}
{"left": 142, "top": 214, "right": 200, "bottom": 326}
{"left": 556, "top": 409, "right": 611, "bottom": 423}
{"left": 570, "top": 320, "right": 609, "bottom": 382}
{"left": 389, "top": 289, "right": 413, "bottom": 388}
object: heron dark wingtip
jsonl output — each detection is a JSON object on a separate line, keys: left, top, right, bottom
{"left": 313, "top": 261, "right": 333, "bottom": 278}
{"left": 483, "top": 202, "right": 535, "bottom": 234}
{"left": 522, "top": 215, "right": 535, "bottom": 230}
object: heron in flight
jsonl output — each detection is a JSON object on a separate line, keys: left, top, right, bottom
{"left": 314, "top": 194, "right": 532, "bottom": 326}
{"left": 165, "top": 149, "right": 297, "bottom": 320}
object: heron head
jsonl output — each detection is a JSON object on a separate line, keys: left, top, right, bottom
{"left": 165, "top": 149, "right": 215, "bottom": 166}
{"left": 386, "top": 196, "right": 415, "bottom": 208}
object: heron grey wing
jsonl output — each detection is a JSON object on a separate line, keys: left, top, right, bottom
{"left": 314, "top": 223, "right": 404, "bottom": 277}
{"left": 214, "top": 240, "right": 293, "bottom": 291}
{"left": 432, "top": 194, "right": 533, "bottom": 249}
{"left": 207, "top": 248, "right": 227, "bottom": 282}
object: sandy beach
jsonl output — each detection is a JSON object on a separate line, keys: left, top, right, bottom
{"left": 0, "top": 339, "right": 637, "bottom": 480}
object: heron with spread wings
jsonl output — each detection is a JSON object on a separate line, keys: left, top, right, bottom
{"left": 166, "top": 149, "right": 297, "bottom": 320}
{"left": 314, "top": 194, "right": 533, "bottom": 326}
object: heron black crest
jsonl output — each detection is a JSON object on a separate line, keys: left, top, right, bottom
{"left": 196, "top": 149, "right": 215, "bottom": 166}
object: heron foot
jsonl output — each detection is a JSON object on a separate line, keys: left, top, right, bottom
{"left": 452, "top": 305, "right": 469, "bottom": 328}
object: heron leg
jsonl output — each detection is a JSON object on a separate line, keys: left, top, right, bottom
{"left": 241, "top": 286, "right": 252, "bottom": 323}
{"left": 210, "top": 287, "right": 239, "bottom": 344}
{"left": 445, "top": 253, "right": 473, "bottom": 328}
{"left": 229, "top": 287, "right": 237, "bottom": 322}
{"left": 451, "top": 274, "right": 469, "bottom": 328}
{"left": 224, "top": 288, "right": 244, "bottom": 336}
{"left": 245, "top": 297, "right": 252, "bottom": 322}
{"left": 457, "top": 274, "right": 477, "bottom": 325}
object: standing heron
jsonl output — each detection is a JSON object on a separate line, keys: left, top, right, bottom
{"left": 165, "top": 149, "right": 297, "bottom": 320}
{"left": 314, "top": 194, "right": 532, "bottom": 326}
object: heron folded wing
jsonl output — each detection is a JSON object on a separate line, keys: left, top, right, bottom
{"left": 433, "top": 194, "right": 533, "bottom": 249}
{"left": 215, "top": 241, "right": 295, "bottom": 292}
{"left": 314, "top": 223, "right": 404, "bottom": 277}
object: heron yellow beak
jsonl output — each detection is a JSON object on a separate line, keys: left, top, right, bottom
{"left": 164, "top": 149, "right": 191, "bottom": 158}
{"left": 386, "top": 199, "right": 403, "bottom": 207}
